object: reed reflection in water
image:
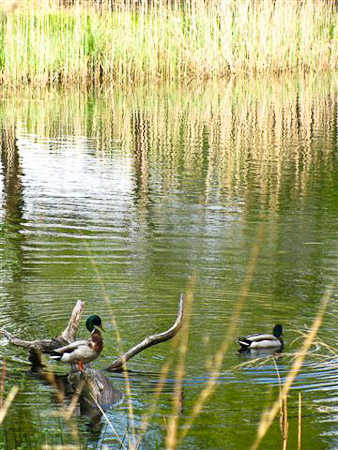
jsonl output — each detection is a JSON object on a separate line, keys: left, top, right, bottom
{"left": 4, "top": 76, "right": 335, "bottom": 209}
{"left": 0, "top": 75, "right": 337, "bottom": 449}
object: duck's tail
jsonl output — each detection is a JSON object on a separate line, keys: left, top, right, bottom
{"left": 237, "top": 338, "right": 251, "bottom": 350}
{"left": 49, "top": 351, "right": 63, "bottom": 361}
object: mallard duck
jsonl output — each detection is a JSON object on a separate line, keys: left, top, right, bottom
{"left": 237, "top": 324, "right": 284, "bottom": 352}
{"left": 50, "top": 315, "right": 104, "bottom": 371}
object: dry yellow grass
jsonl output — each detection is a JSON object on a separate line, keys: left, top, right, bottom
{"left": 0, "top": 0, "right": 336, "bottom": 86}
{"left": 0, "top": 386, "right": 19, "bottom": 425}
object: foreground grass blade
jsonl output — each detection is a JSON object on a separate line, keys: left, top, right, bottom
{"left": 251, "top": 289, "right": 332, "bottom": 450}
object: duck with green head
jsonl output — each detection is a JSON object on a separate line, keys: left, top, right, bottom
{"left": 237, "top": 324, "right": 284, "bottom": 352}
{"left": 50, "top": 315, "right": 104, "bottom": 371}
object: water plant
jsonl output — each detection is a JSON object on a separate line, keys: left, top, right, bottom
{"left": 0, "top": 0, "right": 336, "bottom": 87}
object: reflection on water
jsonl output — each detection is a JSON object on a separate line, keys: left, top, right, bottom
{"left": 0, "top": 76, "right": 337, "bottom": 449}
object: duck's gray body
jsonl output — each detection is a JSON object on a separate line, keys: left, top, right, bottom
{"left": 49, "top": 315, "right": 104, "bottom": 366}
{"left": 50, "top": 338, "right": 102, "bottom": 364}
{"left": 237, "top": 325, "right": 284, "bottom": 351}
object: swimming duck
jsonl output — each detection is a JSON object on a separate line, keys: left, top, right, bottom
{"left": 237, "top": 324, "right": 284, "bottom": 352}
{"left": 50, "top": 315, "right": 104, "bottom": 371}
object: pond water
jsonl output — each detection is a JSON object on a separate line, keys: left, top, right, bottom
{"left": 0, "top": 76, "right": 337, "bottom": 449}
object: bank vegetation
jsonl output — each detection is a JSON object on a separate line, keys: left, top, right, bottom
{"left": 0, "top": 0, "right": 336, "bottom": 87}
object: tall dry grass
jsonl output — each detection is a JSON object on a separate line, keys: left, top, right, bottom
{"left": 0, "top": 383, "right": 19, "bottom": 425}
{"left": 0, "top": 0, "right": 336, "bottom": 87}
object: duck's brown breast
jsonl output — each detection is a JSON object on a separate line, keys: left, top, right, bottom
{"left": 90, "top": 331, "right": 103, "bottom": 354}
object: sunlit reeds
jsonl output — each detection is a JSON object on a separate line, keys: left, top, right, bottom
{"left": 176, "top": 225, "right": 264, "bottom": 446}
{"left": 298, "top": 391, "right": 302, "bottom": 450}
{"left": 0, "top": 0, "right": 336, "bottom": 87}
{"left": 85, "top": 242, "right": 137, "bottom": 447}
{"left": 0, "top": 358, "right": 19, "bottom": 427}
{"left": 0, "top": 385, "right": 19, "bottom": 425}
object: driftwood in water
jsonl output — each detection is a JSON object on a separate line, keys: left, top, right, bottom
{"left": 2, "top": 294, "right": 185, "bottom": 418}
{"left": 1, "top": 294, "right": 185, "bottom": 371}
{"left": 106, "top": 292, "right": 185, "bottom": 372}
{"left": 69, "top": 369, "right": 123, "bottom": 409}
{"left": 29, "top": 350, "right": 123, "bottom": 424}
{"left": 0, "top": 300, "right": 84, "bottom": 352}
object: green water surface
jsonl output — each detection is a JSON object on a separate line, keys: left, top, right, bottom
{"left": 0, "top": 76, "right": 337, "bottom": 449}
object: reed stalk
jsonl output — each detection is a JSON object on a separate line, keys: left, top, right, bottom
{"left": 136, "top": 359, "right": 173, "bottom": 448}
{"left": 0, "top": 360, "right": 19, "bottom": 426}
{"left": 298, "top": 391, "right": 302, "bottom": 450}
{"left": 178, "top": 225, "right": 265, "bottom": 445}
{"left": 86, "top": 244, "right": 136, "bottom": 447}
{"left": 0, "top": 0, "right": 336, "bottom": 87}
{"left": 165, "top": 277, "right": 195, "bottom": 450}
{"left": 273, "top": 359, "right": 288, "bottom": 450}
{"left": 0, "top": 385, "right": 19, "bottom": 425}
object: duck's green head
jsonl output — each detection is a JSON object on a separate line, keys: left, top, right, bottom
{"left": 273, "top": 324, "right": 283, "bottom": 338}
{"left": 86, "top": 315, "right": 104, "bottom": 334}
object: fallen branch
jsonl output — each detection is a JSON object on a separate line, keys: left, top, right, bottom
{"left": 0, "top": 300, "right": 84, "bottom": 352}
{"left": 1, "top": 294, "right": 185, "bottom": 369}
{"left": 105, "top": 293, "right": 185, "bottom": 372}
{"left": 1, "top": 294, "right": 185, "bottom": 416}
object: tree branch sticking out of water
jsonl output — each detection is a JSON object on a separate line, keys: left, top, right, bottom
{"left": 0, "top": 295, "right": 185, "bottom": 371}
{"left": 106, "top": 293, "right": 185, "bottom": 372}
{"left": 0, "top": 293, "right": 185, "bottom": 447}
{"left": 0, "top": 299, "right": 85, "bottom": 351}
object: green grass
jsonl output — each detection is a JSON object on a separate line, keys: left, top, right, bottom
{"left": 0, "top": 0, "right": 336, "bottom": 87}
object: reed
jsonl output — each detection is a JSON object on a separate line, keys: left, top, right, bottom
{"left": 0, "top": 386, "right": 19, "bottom": 425}
{"left": 165, "top": 279, "right": 195, "bottom": 450}
{"left": 177, "top": 225, "right": 265, "bottom": 446}
{"left": 0, "top": 0, "right": 336, "bottom": 87}
{"left": 85, "top": 243, "right": 137, "bottom": 447}
{"left": 298, "top": 392, "right": 302, "bottom": 450}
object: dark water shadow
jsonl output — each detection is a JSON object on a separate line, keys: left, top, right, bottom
{"left": 27, "top": 349, "right": 123, "bottom": 435}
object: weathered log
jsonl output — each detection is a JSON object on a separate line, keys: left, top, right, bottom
{"left": 60, "top": 300, "right": 85, "bottom": 342}
{"left": 0, "top": 300, "right": 84, "bottom": 352}
{"left": 2, "top": 294, "right": 185, "bottom": 369}
{"left": 28, "top": 350, "right": 123, "bottom": 423}
{"left": 105, "top": 293, "right": 185, "bottom": 372}
{"left": 69, "top": 369, "right": 123, "bottom": 409}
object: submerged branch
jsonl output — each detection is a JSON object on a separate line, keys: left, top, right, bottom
{"left": 106, "top": 293, "right": 185, "bottom": 372}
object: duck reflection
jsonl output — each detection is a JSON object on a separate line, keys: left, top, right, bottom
{"left": 237, "top": 346, "right": 284, "bottom": 359}
{"left": 28, "top": 349, "right": 123, "bottom": 430}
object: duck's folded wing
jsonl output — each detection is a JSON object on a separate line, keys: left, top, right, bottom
{"left": 246, "top": 333, "right": 275, "bottom": 342}
{"left": 55, "top": 339, "right": 89, "bottom": 354}
{"left": 249, "top": 338, "right": 281, "bottom": 348}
